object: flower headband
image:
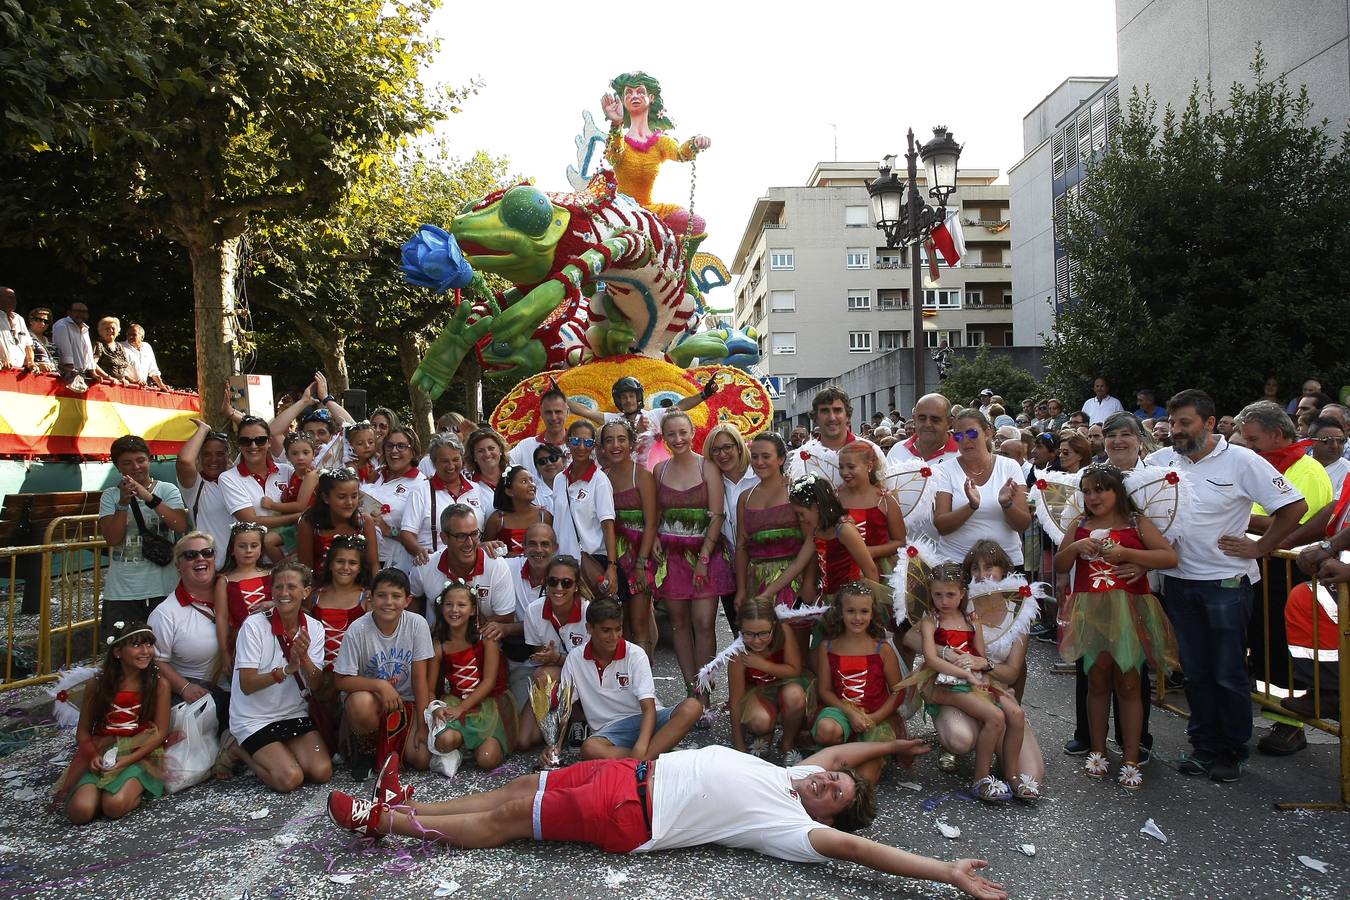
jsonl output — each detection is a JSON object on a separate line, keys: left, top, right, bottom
{"left": 106, "top": 621, "right": 156, "bottom": 647}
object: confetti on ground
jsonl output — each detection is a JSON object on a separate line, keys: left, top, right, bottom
{"left": 937, "top": 821, "right": 961, "bottom": 839}
{"left": 897, "top": 781, "right": 922, "bottom": 792}
{"left": 603, "top": 868, "right": 629, "bottom": 888}
{"left": 1019, "top": 844, "right": 1036, "bottom": 857}
{"left": 328, "top": 873, "right": 358, "bottom": 885}
{"left": 1297, "top": 855, "right": 1328, "bottom": 874}
{"left": 433, "top": 879, "right": 461, "bottom": 896}
{"left": 0, "top": 846, "right": 14, "bottom": 853}
{"left": 249, "top": 808, "right": 271, "bottom": 820}
{"left": 1, "top": 771, "right": 22, "bottom": 780}
{"left": 1139, "top": 818, "right": 1167, "bottom": 843}
{"left": 11, "top": 789, "right": 36, "bottom": 802}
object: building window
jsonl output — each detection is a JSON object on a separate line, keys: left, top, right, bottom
{"left": 875, "top": 252, "right": 902, "bottom": 269}
{"left": 847, "top": 290, "right": 871, "bottom": 311}
{"left": 845, "top": 205, "right": 869, "bottom": 227}
{"left": 919, "top": 244, "right": 949, "bottom": 269}
{"left": 923, "top": 289, "right": 961, "bottom": 309}
{"left": 878, "top": 330, "right": 909, "bottom": 350}
{"left": 878, "top": 290, "right": 909, "bottom": 310}
{"left": 965, "top": 289, "right": 983, "bottom": 307}
{"left": 966, "top": 330, "right": 985, "bottom": 347}
{"left": 771, "top": 332, "right": 796, "bottom": 354}
{"left": 770, "top": 290, "right": 795, "bottom": 312}
{"left": 770, "top": 249, "right": 795, "bottom": 270}
{"left": 849, "top": 331, "right": 872, "bottom": 353}
{"left": 926, "top": 330, "right": 961, "bottom": 348}
{"left": 846, "top": 247, "right": 870, "bottom": 269}
{"left": 1002, "top": 291, "right": 1013, "bottom": 306}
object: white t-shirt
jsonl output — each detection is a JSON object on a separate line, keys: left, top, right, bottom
{"left": 332, "top": 611, "right": 435, "bottom": 702}
{"left": 524, "top": 597, "right": 590, "bottom": 656}
{"left": 639, "top": 746, "right": 829, "bottom": 862}
{"left": 120, "top": 340, "right": 161, "bottom": 383}
{"left": 559, "top": 639, "right": 658, "bottom": 732}
{"left": 551, "top": 464, "right": 616, "bottom": 558}
{"left": 364, "top": 467, "right": 425, "bottom": 566}
{"left": 1146, "top": 438, "right": 1303, "bottom": 581}
{"left": 512, "top": 559, "right": 547, "bottom": 622}
{"left": 229, "top": 612, "right": 325, "bottom": 742}
{"left": 149, "top": 591, "right": 223, "bottom": 686}
{"left": 415, "top": 547, "right": 515, "bottom": 623}
{"left": 1324, "top": 457, "right": 1349, "bottom": 499}
{"left": 509, "top": 436, "right": 569, "bottom": 487}
{"left": 722, "top": 470, "right": 760, "bottom": 548}
{"left": 785, "top": 436, "right": 889, "bottom": 489}
{"left": 51, "top": 316, "right": 94, "bottom": 370}
{"left": 0, "top": 310, "right": 29, "bottom": 367}
{"left": 932, "top": 454, "right": 1027, "bottom": 565}
{"left": 219, "top": 460, "right": 295, "bottom": 520}
{"left": 1081, "top": 395, "right": 1124, "bottom": 425}
{"left": 398, "top": 475, "right": 486, "bottom": 552}
{"left": 182, "top": 476, "right": 235, "bottom": 566}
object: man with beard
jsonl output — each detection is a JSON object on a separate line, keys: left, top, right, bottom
{"left": 786, "top": 388, "right": 887, "bottom": 487}
{"left": 790, "top": 425, "right": 809, "bottom": 449}
{"left": 1146, "top": 390, "right": 1306, "bottom": 781}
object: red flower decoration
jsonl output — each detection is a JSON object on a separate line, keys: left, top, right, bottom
{"left": 1035, "top": 479, "right": 1048, "bottom": 490}
{"left": 56, "top": 690, "right": 69, "bottom": 703}
{"left": 920, "top": 467, "right": 933, "bottom": 478}
{"left": 1165, "top": 472, "right": 1180, "bottom": 485}
{"left": 800, "top": 451, "right": 812, "bottom": 460}
{"left": 1018, "top": 585, "right": 1033, "bottom": 597}
{"left": 906, "top": 545, "right": 919, "bottom": 558}
{"left": 380, "top": 503, "right": 392, "bottom": 515}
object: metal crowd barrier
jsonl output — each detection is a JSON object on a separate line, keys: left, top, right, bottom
{"left": 1155, "top": 548, "right": 1349, "bottom": 810}
{"left": 0, "top": 515, "right": 106, "bottom": 691}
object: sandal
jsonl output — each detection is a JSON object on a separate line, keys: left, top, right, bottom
{"left": 212, "top": 730, "right": 239, "bottom": 780}
{"left": 1084, "top": 751, "right": 1109, "bottom": 779}
{"left": 1118, "top": 762, "right": 1143, "bottom": 790}
{"left": 1012, "top": 773, "right": 1041, "bottom": 802}
{"left": 971, "top": 775, "right": 1012, "bottom": 803}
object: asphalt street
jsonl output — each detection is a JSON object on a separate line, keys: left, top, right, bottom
{"left": 0, "top": 628, "right": 1345, "bottom": 900}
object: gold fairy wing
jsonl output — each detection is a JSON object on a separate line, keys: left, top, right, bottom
{"left": 1124, "top": 465, "right": 1193, "bottom": 538}
{"left": 1029, "top": 468, "right": 1084, "bottom": 546}
{"left": 882, "top": 464, "right": 934, "bottom": 521}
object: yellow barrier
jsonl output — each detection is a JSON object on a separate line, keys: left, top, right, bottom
{"left": 1, "top": 517, "right": 107, "bottom": 692}
{"left": 1155, "top": 548, "right": 1349, "bottom": 810}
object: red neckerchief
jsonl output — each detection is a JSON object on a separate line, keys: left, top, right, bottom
{"left": 174, "top": 583, "right": 215, "bottom": 619}
{"left": 235, "top": 458, "right": 279, "bottom": 490}
{"left": 903, "top": 433, "right": 959, "bottom": 461}
{"left": 269, "top": 608, "right": 297, "bottom": 659}
{"left": 1328, "top": 479, "right": 1350, "bottom": 537}
{"left": 437, "top": 546, "right": 486, "bottom": 579}
{"left": 521, "top": 559, "right": 545, "bottom": 588}
{"left": 1260, "top": 439, "right": 1316, "bottom": 474}
{"left": 565, "top": 461, "right": 597, "bottom": 485}
{"left": 430, "top": 473, "right": 474, "bottom": 498}
{"left": 357, "top": 461, "right": 380, "bottom": 484}
{"left": 583, "top": 637, "right": 627, "bottom": 680}
{"left": 543, "top": 597, "right": 583, "bottom": 629}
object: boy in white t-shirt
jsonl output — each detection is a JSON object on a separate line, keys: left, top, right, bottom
{"left": 559, "top": 599, "right": 701, "bottom": 760}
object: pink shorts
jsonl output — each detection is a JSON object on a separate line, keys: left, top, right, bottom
{"left": 533, "top": 758, "right": 650, "bottom": 852}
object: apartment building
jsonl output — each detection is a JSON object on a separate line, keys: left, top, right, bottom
{"left": 730, "top": 164, "right": 1013, "bottom": 392}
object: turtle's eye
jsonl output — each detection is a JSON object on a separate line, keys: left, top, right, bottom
{"left": 500, "top": 185, "right": 552, "bottom": 237}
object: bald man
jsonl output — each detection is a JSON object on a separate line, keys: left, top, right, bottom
{"left": 887, "top": 393, "right": 958, "bottom": 470}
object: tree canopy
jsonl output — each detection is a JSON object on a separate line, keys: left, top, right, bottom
{"left": 1045, "top": 52, "right": 1350, "bottom": 414}
{"left": 938, "top": 346, "right": 1043, "bottom": 410}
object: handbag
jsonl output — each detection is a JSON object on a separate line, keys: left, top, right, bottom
{"left": 129, "top": 496, "right": 176, "bottom": 567}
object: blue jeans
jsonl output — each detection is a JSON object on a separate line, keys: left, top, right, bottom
{"left": 1164, "top": 576, "right": 1254, "bottom": 760}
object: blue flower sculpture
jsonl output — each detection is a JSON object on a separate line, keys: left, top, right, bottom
{"left": 401, "top": 224, "right": 474, "bottom": 293}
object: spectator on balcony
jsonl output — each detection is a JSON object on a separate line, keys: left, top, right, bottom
{"left": 1081, "top": 377, "right": 1123, "bottom": 425}
{"left": 94, "top": 317, "right": 135, "bottom": 385}
{"left": 122, "top": 323, "right": 169, "bottom": 391}
{"left": 25, "top": 307, "right": 57, "bottom": 373}
{"left": 52, "top": 301, "right": 104, "bottom": 388}
{"left": 0, "top": 287, "right": 32, "bottom": 370}
{"left": 1133, "top": 389, "right": 1166, "bottom": 421}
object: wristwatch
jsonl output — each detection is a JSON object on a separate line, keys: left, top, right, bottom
{"left": 1317, "top": 540, "right": 1334, "bottom": 555}
{"left": 146, "top": 494, "right": 163, "bottom": 510}
{"left": 321, "top": 395, "right": 336, "bottom": 405}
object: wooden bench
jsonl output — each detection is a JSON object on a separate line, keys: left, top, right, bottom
{"left": 0, "top": 490, "right": 104, "bottom": 613}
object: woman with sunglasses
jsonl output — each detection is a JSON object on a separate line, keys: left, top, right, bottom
{"left": 149, "top": 533, "right": 232, "bottom": 728}
{"left": 399, "top": 434, "right": 484, "bottom": 570}
{"left": 551, "top": 420, "right": 619, "bottom": 595}
{"left": 532, "top": 445, "right": 568, "bottom": 512}
{"left": 220, "top": 415, "right": 303, "bottom": 558}
{"left": 598, "top": 419, "right": 659, "bottom": 657}
{"left": 366, "top": 426, "right": 426, "bottom": 571}
{"left": 485, "top": 465, "right": 552, "bottom": 557}
{"left": 1057, "top": 432, "right": 1092, "bottom": 476}
{"left": 518, "top": 555, "right": 593, "bottom": 750}
{"left": 932, "top": 410, "right": 1031, "bottom": 571}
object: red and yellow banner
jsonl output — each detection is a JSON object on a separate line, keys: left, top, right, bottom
{"left": 0, "top": 371, "right": 200, "bottom": 459}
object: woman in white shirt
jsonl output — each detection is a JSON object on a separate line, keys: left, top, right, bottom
{"left": 932, "top": 410, "right": 1032, "bottom": 568}
{"left": 149, "top": 533, "right": 230, "bottom": 729}
{"left": 551, "top": 420, "right": 618, "bottom": 590}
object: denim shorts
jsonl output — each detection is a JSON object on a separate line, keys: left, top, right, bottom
{"left": 590, "top": 707, "right": 675, "bottom": 748}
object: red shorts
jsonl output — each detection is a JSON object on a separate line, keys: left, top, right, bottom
{"left": 533, "top": 758, "right": 651, "bottom": 853}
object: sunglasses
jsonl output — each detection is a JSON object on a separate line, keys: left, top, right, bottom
{"left": 30, "top": 316, "right": 49, "bottom": 323}
{"left": 535, "top": 453, "right": 562, "bottom": 466}
{"left": 238, "top": 435, "right": 269, "bottom": 447}
{"left": 1313, "top": 436, "right": 1348, "bottom": 445}
{"left": 179, "top": 548, "right": 212, "bottom": 561}
{"left": 953, "top": 428, "right": 981, "bottom": 442}
{"left": 546, "top": 576, "right": 575, "bottom": 589}
{"left": 568, "top": 437, "right": 596, "bottom": 448}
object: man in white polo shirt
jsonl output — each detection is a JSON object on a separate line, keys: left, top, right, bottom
{"left": 1146, "top": 389, "right": 1306, "bottom": 783}
{"left": 508, "top": 385, "right": 570, "bottom": 486}
{"left": 1081, "top": 377, "right": 1124, "bottom": 425}
{"left": 787, "top": 387, "right": 888, "bottom": 488}
{"left": 415, "top": 504, "right": 514, "bottom": 628}
{"left": 885, "top": 392, "right": 959, "bottom": 544}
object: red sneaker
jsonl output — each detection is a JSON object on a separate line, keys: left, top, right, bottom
{"left": 372, "top": 751, "right": 413, "bottom": 807}
{"left": 327, "top": 790, "right": 386, "bottom": 839}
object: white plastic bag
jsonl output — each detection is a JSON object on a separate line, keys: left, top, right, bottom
{"left": 423, "top": 701, "right": 462, "bottom": 779}
{"left": 163, "top": 694, "right": 219, "bottom": 793}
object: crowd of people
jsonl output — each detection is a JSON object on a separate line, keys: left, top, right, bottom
{"left": 0, "top": 288, "right": 171, "bottom": 391}
{"left": 49, "top": 368, "right": 1350, "bottom": 900}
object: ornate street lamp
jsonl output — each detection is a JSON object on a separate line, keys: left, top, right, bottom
{"left": 866, "top": 126, "right": 963, "bottom": 398}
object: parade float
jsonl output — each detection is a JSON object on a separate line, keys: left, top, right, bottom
{"left": 400, "top": 71, "right": 771, "bottom": 452}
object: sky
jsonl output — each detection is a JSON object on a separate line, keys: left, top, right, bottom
{"left": 423, "top": 0, "right": 1119, "bottom": 275}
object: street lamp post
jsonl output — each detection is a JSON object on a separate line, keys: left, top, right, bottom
{"left": 866, "top": 126, "right": 962, "bottom": 400}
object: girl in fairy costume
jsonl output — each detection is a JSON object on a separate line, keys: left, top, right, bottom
{"left": 598, "top": 419, "right": 659, "bottom": 657}
{"left": 836, "top": 441, "right": 907, "bottom": 574}
{"left": 727, "top": 596, "right": 815, "bottom": 766}
{"left": 601, "top": 71, "right": 711, "bottom": 242}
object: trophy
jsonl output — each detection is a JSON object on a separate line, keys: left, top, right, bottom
{"left": 529, "top": 674, "right": 575, "bottom": 770}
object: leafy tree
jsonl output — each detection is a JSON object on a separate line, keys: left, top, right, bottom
{"left": 1045, "top": 51, "right": 1350, "bottom": 413}
{"left": 938, "top": 346, "right": 1043, "bottom": 410}
{"left": 0, "top": 0, "right": 448, "bottom": 427}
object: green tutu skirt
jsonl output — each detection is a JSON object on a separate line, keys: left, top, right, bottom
{"left": 739, "top": 674, "right": 817, "bottom": 724}
{"left": 1059, "top": 589, "right": 1178, "bottom": 676}
{"left": 811, "top": 705, "right": 902, "bottom": 743}
{"left": 69, "top": 746, "right": 166, "bottom": 801}
{"left": 436, "top": 694, "right": 516, "bottom": 753}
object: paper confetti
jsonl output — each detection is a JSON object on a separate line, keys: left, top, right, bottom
{"left": 12, "top": 789, "right": 36, "bottom": 803}
{"left": 328, "top": 873, "right": 357, "bottom": 885}
{"left": 1297, "top": 855, "right": 1328, "bottom": 874}
{"left": 603, "top": 868, "right": 630, "bottom": 888}
{"left": 897, "top": 781, "right": 922, "bottom": 792}
{"left": 937, "top": 821, "right": 961, "bottom": 839}
{"left": 0, "top": 846, "right": 14, "bottom": 853}
{"left": 1, "top": 771, "right": 22, "bottom": 780}
{"left": 1139, "top": 818, "right": 1167, "bottom": 843}
{"left": 1019, "top": 844, "right": 1036, "bottom": 857}
{"left": 248, "top": 808, "right": 270, "bottom": 820}
{"left": 433, "top": 880, "right": 461, "bottom": 896}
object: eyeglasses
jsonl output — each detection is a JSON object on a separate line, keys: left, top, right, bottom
{"left": 179, "top": 548, "right": 212, "bottom": 561}
{"left": 205, "top": 430, "right": 231, "bottom": 443}
{"left": 546, "top": 576, "right": 575, "bottom": 589}
{"left": 238, "top": 435, "right": 269, "bottom": 447}
{"left": 385, "top": 442, "right": 412, "bottom": 452}
{"left": 1313, "top": 436, "right": 1348, "bottom": 446}
{"left": 446, "top": 530, "right": 479, "bottom": 543}
{"left": 741, "top": 628, "right": 772, "bottom": 640}
{"left": 568, "top": 437, "right": 596, "bottom": 448}
{"left": 952, "top": 428, "right": 981, "bottom": 442}
{"left": 708, "top": 443, "right": 737, "bottom": 456}
{"left": 302, "top": 410, "right": 333, "bottom": 424}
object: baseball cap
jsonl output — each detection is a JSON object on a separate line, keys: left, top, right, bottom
{"left": 980, "top": 388, "right": 994, "bottom": 397}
